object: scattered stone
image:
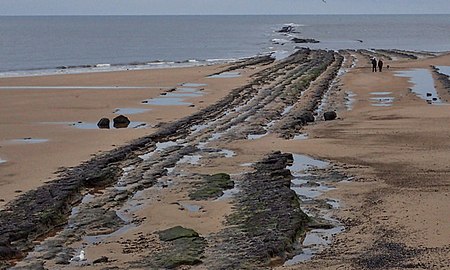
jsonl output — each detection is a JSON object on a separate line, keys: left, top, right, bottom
{"left": 157, "top": 226, "right": 199, "bottom": 242}
{"left": 93, "top": 256, "right": 109, "bottom": 264}
{"left": 324, "top": 111, "right": 337, "bottom": 121}
{"left": 97, "top": 118, "right": 110, "bottom": 129}
{"left": 299, "top": 111, "right": 315, "bottom": 123}
{"left": 113, "top": 115, "right": 130, "bottom": 129}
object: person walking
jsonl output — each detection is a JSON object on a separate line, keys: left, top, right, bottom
{"left": 371, "top": 58, "right": 377, "bottom": 72}
{"left": 378, "top": 59, "right": 384, "bottom": 72}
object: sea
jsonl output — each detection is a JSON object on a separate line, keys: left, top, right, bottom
{"left": 1, "top": 14, "right": 450, "bottom": 77}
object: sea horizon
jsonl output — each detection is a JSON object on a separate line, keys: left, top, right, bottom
{"left": 1, "top": 14, "right": 450, "bottom": 77}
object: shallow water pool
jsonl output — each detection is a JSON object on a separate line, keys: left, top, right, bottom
{"left": 395, "top": 69, "right": 443, "bottom": 104}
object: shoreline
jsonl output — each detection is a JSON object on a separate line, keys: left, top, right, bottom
{"left": 1, "top": 49, "right": 450, "bottom": 269}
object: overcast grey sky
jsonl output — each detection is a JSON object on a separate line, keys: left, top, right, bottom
{"left": 1, "top": 0, "right": 450, "bottom": 15}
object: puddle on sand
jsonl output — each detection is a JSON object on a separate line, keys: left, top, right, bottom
{"left": 219, "top": 149, "right": 236, "bottom": 158}
{"left": 285, "top": 221, "right": 344, "bottom": 266}
{"left": 281, "top": 105, "right": 294, "bottom": 116}
{"left": 178, "top": 202, "right": 202, "bottom": 212}
{"left": 345, "top": 91, "right": 356, "bottom": 111}
{"left": 290, "top": 178, "right": 335, "bottom": 200}
{"left": 72, "top": 121, "right": 146, "bottom": 129}
{"left": 369, "top": 96, "right": 394, "bottom": 107}
{"left": 216, "top": 185, "right": 240, "bottom": 201}
{"left": 138, "top": 141, "right": 179, "bottom": 161}
{"left": 208, "top": 72, "right": 241, "bottom": 78}
{"left": 371, "top": 91, "right": 392, "bottom": 95}
{"left": 181, "top": 83, "right": 207, "bottom": 87}
{"left": 436, "top": 66, "right": 450, "bottom": 77}
{"left": 287, "top": 154, "right": 328, "bottom": 176}
{"left": 293, "top": 134, "right": 309, "bottom": 140}
{"left": 113, "top": 108, "right": 151, "bottom": 115}
{"left": 247, "top": 133, "right": 267, "bottom": 140}
{"left": 177, "top": 155, "right": 201, "bottom": 165}
{"left": 240, "top": 162, "right": 254, "bottom": 167}
{"left": 165, "top": 92, "right": 203, "bottom": 98}
{"left": 175, "top": 87, "right": 202, "bottom": 93}
{"left": 191, "top": 123, "right": 210, "bottom": 133}
{"left": 285, "top": 154, "right": 345, "bottom": 266}
{"left": 395, "top": 69, "right": 443, "bottom": 104}
{"left": 143, "top": 97, "right": 192, "bottom": 106}
{"left": 69, "top": 193, "right": 96, "bottom": 219}
{"left": 7, "top": 138, "right": 49, "bottom": 144}
{"left": 41, "top": 121, "right": 146, "bottom": 129}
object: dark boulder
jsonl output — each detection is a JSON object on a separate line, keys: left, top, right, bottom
{"left": 323, "top": 111, "right": 337, "bottom": 121}
{"left": 97, "top": 118, "right": 110, "bottom": 129}
{"left": 300, "top": 111, "right": 315, "bottom": 123}
{"left": 113, "top": 115, "right": 130, "bottom": 128}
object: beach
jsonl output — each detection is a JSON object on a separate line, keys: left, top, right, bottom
{"left": 1, "top": 49, "right": 450, "bottom": 269}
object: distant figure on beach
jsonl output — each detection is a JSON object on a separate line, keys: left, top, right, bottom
{"left": 371, "top": 58, "right": 377, "bottom": 72}
{"left": 378, "top": 59, "right": 384, "bottom": 72}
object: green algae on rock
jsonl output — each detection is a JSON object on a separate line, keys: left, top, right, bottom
{"left": 189, "top": 173, "right": 234, "bottom": 200}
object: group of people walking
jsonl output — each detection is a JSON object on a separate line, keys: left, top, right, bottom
{"left": 371, "top": 58, "right": 384, "bottom": 72}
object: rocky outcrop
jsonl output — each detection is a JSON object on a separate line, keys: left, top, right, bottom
{"left": 0, "top": 51, "right": 344, "bottom": 268}
{"left": 204, "top": 152, "right": 309, "bottom": 269}
{"left": 131, "top": 226, "right": 206, "bottom": 269}
{"left": 113, "top": 115, "right": 130, "bottom": 128}
{"left": 277, "top": 25, "right": 296, "bottom": 33}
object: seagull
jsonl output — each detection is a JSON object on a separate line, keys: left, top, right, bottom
{"left": 70, "top": 250, "right": 86, "bottom": 262}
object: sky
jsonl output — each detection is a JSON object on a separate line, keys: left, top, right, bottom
{"left": 1, "top": 0, "right": 450, "bottom": 15}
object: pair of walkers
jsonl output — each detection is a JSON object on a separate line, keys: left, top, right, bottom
{"left": 371, "top": 58, "right": 384, "bottom": 72}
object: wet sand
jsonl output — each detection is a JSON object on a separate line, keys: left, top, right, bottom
{"left": 2, "top": 51, "right": 450, "bottom": 269}
{"left": 0, "top": 65, "right": 252, "bottom": 207}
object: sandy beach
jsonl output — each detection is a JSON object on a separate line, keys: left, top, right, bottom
{"left": 0, "top": 64, "right": 252, "bottom": 207}
{"left": 1, "top": 50, "right": 450, "bottom": 269}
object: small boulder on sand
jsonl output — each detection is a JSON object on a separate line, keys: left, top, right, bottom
{"left": 113, "top": 115, "right": 130, "bottom": 128}
{"left": 97, "top": 118, "right": 110, "bottom": 129}
{"left": 323, "top": 111, "right": 337, "bottom": 121}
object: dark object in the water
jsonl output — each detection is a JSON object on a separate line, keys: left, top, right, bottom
{"left": 426, "top": 92, "right": 432, "bottom": 97}
{"left": 323, "top": 111, "right": 337, "bottom": 121}
{"left": 97, "top": 118, "right": 110, "bottom": 129}
{"left": 113, "top": 115, "right": 130, "bottom": 128}
{"left": 277, "top": 25, "right": 296, "bottom": 33}
{"left": 292, "top": 38, "right": 320, "bottom": 44}
{"left": 432, "top": 97, "right": 438, "bottom": 101}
